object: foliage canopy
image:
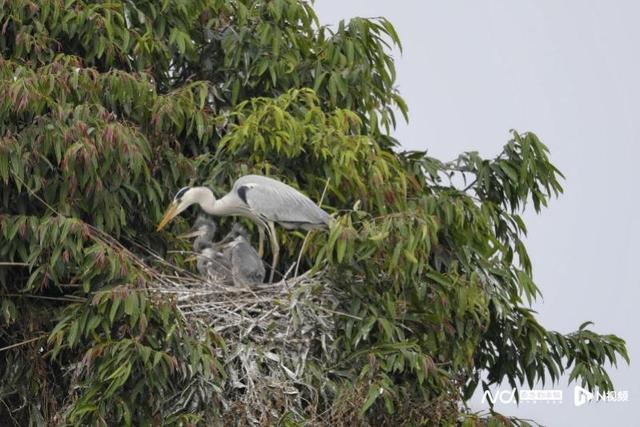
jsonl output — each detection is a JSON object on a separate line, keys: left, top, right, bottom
{"left": 0, "top": 0, "right": 628, "bottom": 425}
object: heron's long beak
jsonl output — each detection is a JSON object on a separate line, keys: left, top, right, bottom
{"left": 156, "top": 202, "right": 179, "bottom": 231}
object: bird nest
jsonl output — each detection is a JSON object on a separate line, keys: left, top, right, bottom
{"left": 147, "top": 260, "right": 346, "bottom": 425}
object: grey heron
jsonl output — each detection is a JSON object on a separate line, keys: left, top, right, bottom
{"left": 156, "top": 174, "right": 332, "bottom": 281}
{"left": 181, "top": 217, "right": 231, "bottom": 282}
{"left": 223, "top": 223, "right": 265, "bottom": 288}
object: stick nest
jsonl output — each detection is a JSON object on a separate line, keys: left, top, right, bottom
{"left": 148, "top": 264, "right": 345, "bottom": 425}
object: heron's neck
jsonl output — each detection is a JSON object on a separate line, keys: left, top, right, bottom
{"left": 192, "top": 187, "right": 225, "bottom": 216}
{"left": 193, "top": 186, "right": 239, "bottom": 217}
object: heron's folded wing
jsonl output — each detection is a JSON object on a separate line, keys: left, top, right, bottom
{"left": 235, "top": 177, "right": 331, "bottom": 227}
{"left": 233, "top": 245, "right": 265, "bottom": 275}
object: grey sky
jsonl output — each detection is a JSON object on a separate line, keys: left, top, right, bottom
{"left": 316, "top": 1, "right": 638, "bottom": 425}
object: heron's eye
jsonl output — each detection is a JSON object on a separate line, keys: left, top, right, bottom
{"left": 175, "top": 187, "right": 190, "bottom": 200}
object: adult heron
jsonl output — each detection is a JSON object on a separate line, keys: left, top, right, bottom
{"left": 223, "top": 223, "right": 265, "bottom": 288}
{"left": 156, "top": 174, "right": 332, "bottom": 282}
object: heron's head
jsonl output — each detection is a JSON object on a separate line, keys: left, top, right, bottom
{"left": 177, "top": 216, "right": 217, "bottom": 240}
{"left": 156, "top": 186, "right": 198, "bottom": 231}
{"left": 228, "top": 223, "right": 249, "bottom": 240}
{"left": 193, "top": 216, "right": 217, "bottom": 234}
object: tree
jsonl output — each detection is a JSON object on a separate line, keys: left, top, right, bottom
{"left": 0, "top": 1, "right": 628, "bottom": 425}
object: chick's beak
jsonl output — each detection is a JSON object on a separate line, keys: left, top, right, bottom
{"left": 177, "top": 229, "right": 205, "bottom": 240}
{"left": 156, "top": 202, "right": 179, "bottom": 231}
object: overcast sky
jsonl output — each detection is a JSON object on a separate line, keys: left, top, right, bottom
{"left": 316, "top": 1, "right": 638, "bottom": 425}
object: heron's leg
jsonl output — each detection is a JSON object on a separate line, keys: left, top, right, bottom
{"left": 294, "top": 230, "right": 312, "bottom": 278}
{"left": 267, "top": 221, "right": 279, "bottom": 283}
{"left": 257, "top": 226, "right": 265, "bottom": 258}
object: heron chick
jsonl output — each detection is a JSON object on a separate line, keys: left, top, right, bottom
{"left": 223, "top": 224, "right": 265, "bottom": 288}
{"left": 157, "top": 174, "right": 333, "bottom": 282}
{"left": 181, "top": 216, "right": 231, "bottom": 282}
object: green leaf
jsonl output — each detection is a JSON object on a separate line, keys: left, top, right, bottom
{"left": 361, "top": 383, "right": 381, "bottom": 414}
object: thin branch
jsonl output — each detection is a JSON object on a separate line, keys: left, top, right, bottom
{"left": 0, "top": 334, "right": 47, "bottom": 353}
{"left": 3, "top": 293, "right": 86, "bottom": 302}
{"left": 462, "top": 177, "right": 478, "bottom": 192}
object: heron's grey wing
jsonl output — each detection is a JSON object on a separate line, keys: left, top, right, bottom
{"left": 231, "top": 242, "right": 265, "bottom": 286}
{"left": 233, "top": 175, "right": 332, "bottom": 229}
{"left": 235, "top": 243, "right": 265, "bottom": 275}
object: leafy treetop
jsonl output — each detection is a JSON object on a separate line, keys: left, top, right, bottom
{"left": 0, "top": 1, "right": 627, "bottom": 425}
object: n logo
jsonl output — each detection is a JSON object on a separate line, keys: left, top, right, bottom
{"left": 574, "top": 386, "right": 594, "bottom": 406}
